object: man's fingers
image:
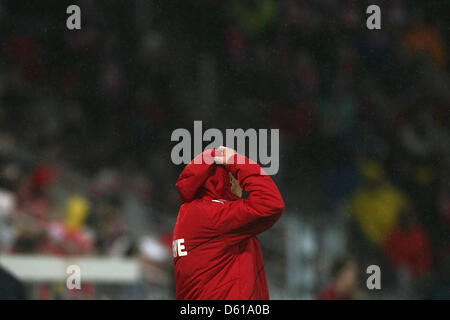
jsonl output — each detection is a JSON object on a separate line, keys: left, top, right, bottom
{"left": 214, "top": 157, "right": 224, "bottom": 164}
{"left": 214, "top": 146, "right": 236, "bottom": 165}
{"left": 216, "top": 146, "right": 226, "bottom": 156}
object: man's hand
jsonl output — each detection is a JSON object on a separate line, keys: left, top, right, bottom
{"left": 214, "top": 146, "right": 236, "bottom": 165}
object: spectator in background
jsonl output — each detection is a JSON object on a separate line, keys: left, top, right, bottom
{"left": 384, "top": 209, "right": 432, "bottom": 276}
{"left": 229, "top": 0, "right": 278, "bottom": 38}
{"left": 402, "top": 14, "right": 447, "bottom": 68}
{"left": 317, "top": 256, "right": 359, "bottom": 300}
{"left": 351, "top": 159, "right": 409, "bottom": 246}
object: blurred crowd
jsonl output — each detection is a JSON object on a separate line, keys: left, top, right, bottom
{"left": 0, "top": 0, "right": 449, "bottom": 299}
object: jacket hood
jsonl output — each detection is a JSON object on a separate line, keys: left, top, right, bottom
{"left": 176, "top": 149, "right": 239, "bottom": 203}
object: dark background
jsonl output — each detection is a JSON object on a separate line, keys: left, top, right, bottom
{"left": 0, "top": 0, "right": 448, "bottom": 299}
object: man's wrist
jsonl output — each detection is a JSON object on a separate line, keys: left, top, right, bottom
{"left": 226, "top": 154, "right": 260, "bottom": 175}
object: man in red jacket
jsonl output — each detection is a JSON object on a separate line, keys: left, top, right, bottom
{"left": 173, "top": 146, "right": 285, "bottom": 300}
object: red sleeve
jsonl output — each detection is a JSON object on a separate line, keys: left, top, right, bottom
{"left": 209, "top": 154, "right": 285, "bottom": 238}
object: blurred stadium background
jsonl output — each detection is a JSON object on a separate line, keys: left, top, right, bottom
{"left": 0, "top": 0, "right": 449, "bottom": 299}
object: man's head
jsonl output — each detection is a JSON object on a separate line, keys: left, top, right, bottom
{"left": 176, "top": 147, "right": 243, "bottom": 203}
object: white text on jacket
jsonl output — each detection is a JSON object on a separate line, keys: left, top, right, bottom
{"left": 173, "top": 238, "right": 188, "bottom": 258}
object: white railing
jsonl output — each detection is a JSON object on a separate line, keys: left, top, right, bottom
{"left": 0, "top": 254, "right": 141, "bottom": 283}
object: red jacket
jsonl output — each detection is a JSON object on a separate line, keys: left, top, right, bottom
{"left": 173, "top": 149, "right": 284, "bottom": 300}
{"left": 317, "top": 285, "right": 353, "bottom": 300}
{"left": 384, "top": 225, "right": 432, "bottom": 275}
